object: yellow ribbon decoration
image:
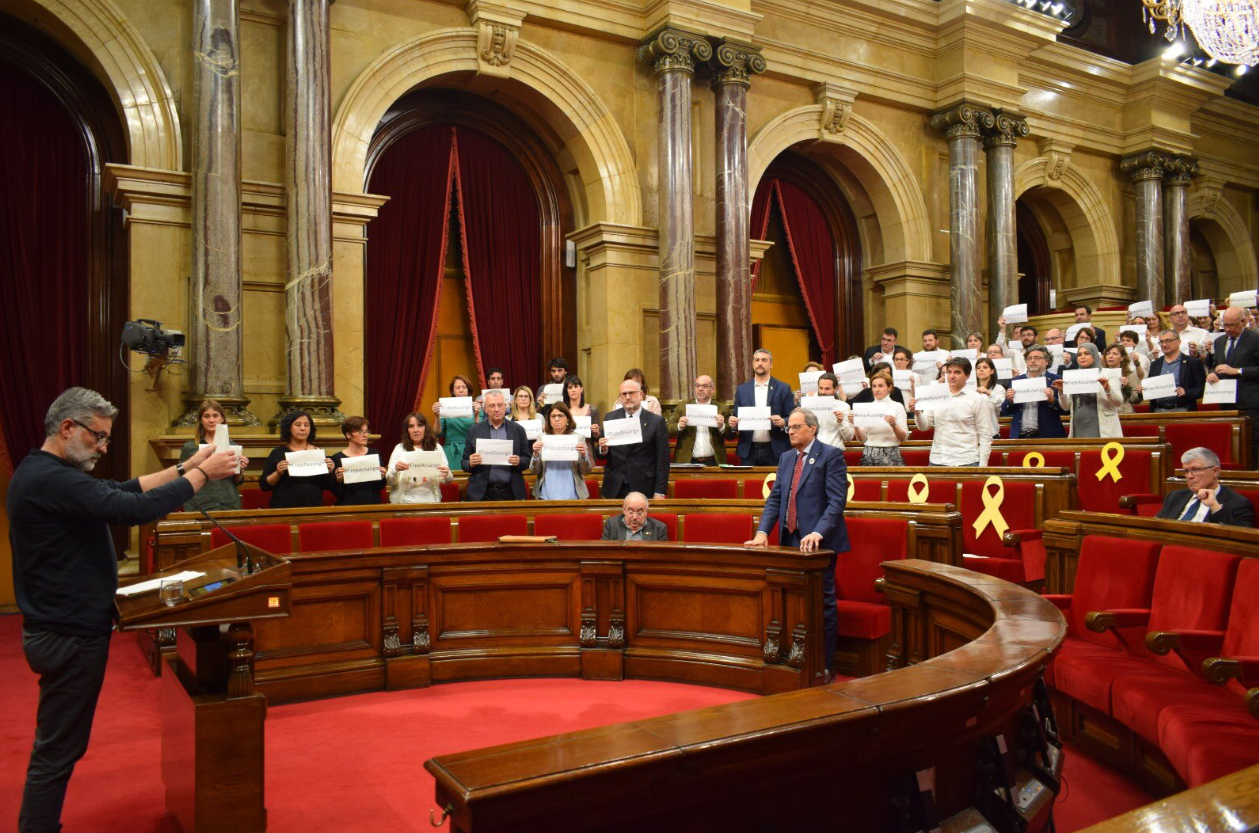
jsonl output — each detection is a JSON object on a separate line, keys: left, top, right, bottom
{"left": 762, "top": 472, "right": 777, "bottom": 500}
{"left": 847, "top": 473, "right": 855, "bottom": 502}
{"left": 907, "top": 473, "right": 930, "bottom": 504}
{"left": 1095, "top": 441, "right": 1125, "bottom": 483}
{"left": 972, "top": 475, "right": 1010, "bottom": 540}
{"left": 1022, "top": 452, "right": 1045, "bottom": 468}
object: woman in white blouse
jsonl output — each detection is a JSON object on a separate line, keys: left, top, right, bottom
{"left": 386, "top": 412, "right": 453, "bottom": 504}
{"left": 847, "top": 370, "right": 909, "bottom": 466}
{"left": 972, "top": 357, "right": 1005, "bottom": 430}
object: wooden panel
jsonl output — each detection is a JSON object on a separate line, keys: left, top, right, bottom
{"left": 433, "top": 574, "right": 578, "bottom": 642}
{"left": 627, "top": 574, "right": 763, "bottom": 648}
{"left": 254, "top": 579, "right": 379, "bottom": 663}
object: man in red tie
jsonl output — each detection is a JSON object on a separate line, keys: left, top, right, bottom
{"left": 745, "top": 408, "right": 851, "bottom": 679}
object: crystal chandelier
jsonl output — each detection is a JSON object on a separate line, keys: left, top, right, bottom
{"left": 1143, "top": 0, "right": 1259, "bottom": 66}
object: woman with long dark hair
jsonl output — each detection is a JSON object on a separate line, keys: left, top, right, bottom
{"left": 386, "top": 412, "right": 452, "bottom": 504}
{"left": 260, "top": 410, "right": 333, "bottom": 508}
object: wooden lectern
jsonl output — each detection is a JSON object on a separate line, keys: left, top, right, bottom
{"left": 116, "top": 542, "right": 292, "bottom": 833}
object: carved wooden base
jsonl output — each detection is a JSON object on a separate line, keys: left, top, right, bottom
{"left": 175, "top": 394, "right": 260, "bottom": 428}
{"left": 271, "top": 395, "right": 344, "bottom": 429}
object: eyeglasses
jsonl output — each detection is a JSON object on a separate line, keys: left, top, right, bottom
{"left": 1158, "top": 338, "right": 1179, "bottom": 345}
{"left": 694, "top": 383, "right": 713, "bottom": 388}
{"left": 1183, "top": 465, "right": 1218, "bottom": 475}
{"left": 786, "top": 424, "right": 810, "bottom": 432}
{"left": 73, "top": 419, "right": 111, "bottom": 447}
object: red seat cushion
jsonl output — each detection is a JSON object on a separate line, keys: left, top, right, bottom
{"left": 1054, "top": 650, "right": 1159, "bottom": 714}
{"left": 211, "top": 523, "right": 291, "bottom": 554}
{"left": 1007, "top": 450, "right": 1076, "bottom": 470}
{"left": 298, "top": 520, "right": 373, "bottom": 552}
{"left": 743, "top": 476, "right": 776, "bottom": 501}
{"left": 726, "top": 450, "right": 740, "bottom": 465}
{"left": 962, "top": 555, "right": 1025, "bottom": 582}
{"left": 900, "top": 450, "right": 932, "bottom": 466}
{"left": 851, "top": 479, "right": 881, "bottom": 501}
{"left": 1122, "top": 424, "right": 1160, "bottom": 437}
{"left": 585, "top": 477, "right": 601, "bottom": 500}
{"left": 439, "top": 481, "right": 462, "bottom": 502}
{"left": 1112, "top": 668, "right": 1239, "bottom": 745}
{"left": 683, "top": 513, "right": 753, "bottom": 544}
{"left": 1144, "top": 546, "right": 1242, "bottom": 674}
{"left": 844, "top": 450, "right": 863, "bottom": 467}
{"left": 1236, "top": 490, "right": 1259, "bottom": 528}
{"left": 960, "top": 479, "right": 1040, "bottom": 560}
{"left": 1157, "top": 701, "right": 1259, "bottom": 786}
{"left": 458, "top": 514, "right": 527, "bottom": 543}
{"left": 1078, "top": 449, "right": 1154, "bottom": 513}
{"left": 909, "top": 428, "right": 934, "bottom": 441}
{"left": 1064, "top": 535, "right": 1161, "bottom": 650}
{"left": 648, "top": 513, "right": 677, "bottom": 542}
{"left": 998, "top": 424, "right": 1011, "bottom": 439}
{"left": 835, "top": 600, "right": 891, "bottom": 640}
{"left": 674, "top": 479, "right": 738, "bottom": 499}
{"left": 886, "top": 478, "right": 957, "bottom": 505}
{"left": 1220, "top": 558, "right": 1259, "bottom": 696}
{"left": 837, "top": 518, "right": 908, "bottom": 605}
{"left": 321, "top": 490, "right": 337, "bottom": 506}
{"left": 379, "top": 517, "right": 450, "bottom": 547}
{"left": 1166, "top": 422, "right": 1234, "bottom": 465}
{"left": 533, "top": 513, "right": 604, "bottom": 541}
{"left": 240, "top": 489, "right": 271, "bottom": 510}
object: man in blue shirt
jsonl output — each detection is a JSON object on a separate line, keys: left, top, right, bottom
{"left": 1142, "top": 329, "right": 1207, "bottom": 412}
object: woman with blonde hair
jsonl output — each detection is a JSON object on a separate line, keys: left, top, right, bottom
{"left": 1102, "top": 343, "right": 1142, "bottom": 414}
{"left": 509, "top": 385, "right": 538, "bottom": 422}
{"left": 179, "top": 400, "right": 250, "bottom": 511}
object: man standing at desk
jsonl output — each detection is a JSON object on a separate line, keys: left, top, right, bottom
{"left": 9, "top": 387, "right": 238, "bottom": 833}
{"left": 745, "top": 408, "right": 850, "bottom": 679}
{"left": 598, "top": 379, "right": 669, "bottom": 499}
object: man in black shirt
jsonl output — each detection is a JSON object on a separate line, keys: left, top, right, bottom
{"left": 9, "top": 387, "right": 238, "bottom": 833}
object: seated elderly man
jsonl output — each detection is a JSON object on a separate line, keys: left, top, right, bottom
{"left": 601, "top": 492, "right": 670, "bottom": 541}
{"left": 1156, "top": 447, "right": 1254, "bottom": 528}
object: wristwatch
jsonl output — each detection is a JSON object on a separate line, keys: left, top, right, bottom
{"left": 176, "top": 461, "right": 186, "bottom": 476}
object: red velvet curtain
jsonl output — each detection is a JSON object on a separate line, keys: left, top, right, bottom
{"left": 0, "top": 60, "right": 88, "bottom": 470}
{"left": 365, "top": 125, "right": 455, "bottom": 439}
{"left": 451, "top": 127, "right": 541, "bottom": 389}
{"left": 774, "top": 179, "right": 837, "bottom": 366}
{"left": 748, "top": 181, "right": 773, "bottom": 288}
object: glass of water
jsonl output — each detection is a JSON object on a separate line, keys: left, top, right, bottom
{"left": 159, "top": 579, "right": 182, "bottom": 607}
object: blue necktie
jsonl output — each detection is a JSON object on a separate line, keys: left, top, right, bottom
{"left": 1225, "top": 338, "right": 1237, "bottom": 365}
{"left": 1178, "top": 497, "right": 1201, "bottom": 522}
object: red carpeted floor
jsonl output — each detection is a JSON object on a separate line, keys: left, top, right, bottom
{"left": 0, "top": 614, "right": 1153, "bottom": 831}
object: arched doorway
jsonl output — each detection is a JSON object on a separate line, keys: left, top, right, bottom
{"left": 1016, "top": 202, "right": 1053, "bottom": 315}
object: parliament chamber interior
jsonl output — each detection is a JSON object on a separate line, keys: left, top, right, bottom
{"left": 2, "top": 0, "right": 1259, "bottom": 830}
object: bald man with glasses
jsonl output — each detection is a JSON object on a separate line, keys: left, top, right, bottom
{"left": 1139, "top": 329, "right": 1206, "bottom": 412}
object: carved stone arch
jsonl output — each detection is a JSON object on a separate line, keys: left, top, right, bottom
{"left": 7, "top": 0, "right": 181, "bottom": 170}
{"left": 1014, "top": 157, "right": 1122, "bottom": 287}
{"left": 331, "top": 28, "right": 640, "bottom": 227}
{"left": 1186, "top": 187, "right": 1259, "bottom": 295}
{"left": 748, "top": 106, "right": 932, "bottom": 265}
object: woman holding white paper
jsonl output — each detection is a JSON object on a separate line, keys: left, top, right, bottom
{"left": 972, "top": 358, "right": 1005, "bottom": 429}
{"left": 387, "top": 412, "right": 452, "bottom": 504}
{"left": 433, "top": 375, "right": 479, "bottom": 471}
{"left": 260, "top": 410, "right": 334, "bottom": 508}
{"left": 180, "top": 399, "right": 250, "bottom": 512}
{"left": 331, "top": 416, "right": 387, "bottom": 505}
{"left": 509, "top": 386, "right": 539, "bottom": 422}
{"left": 529, "top": 402, "right": 592, "bottom": 500}
{"left": 1103, "top": 344, "right": 1143, "bottom": 414}
{"left": 849, "top": 371, "right": 908, "bottom": 466}
{"left": 1057, "top": 343, "right": 1124, "bottom": 438}
{"left": 563, "top": 376, "right": 601, "bottom": 439}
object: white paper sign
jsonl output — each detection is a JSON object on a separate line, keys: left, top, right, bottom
{"left": 842, "top": 381, "right": 868, "bottom": 397}
{"left": 342, "top": 453, "right": 382, "bottom": 484}
{"left": 200, "top": 442, "right": 244, "bottom": 474}
{"left": 1129, "top": 300, "right": 1155, "bottom": 318}
{"left": 1012, "top": 377, "right": 1048, "bottom": 404}
{"left": 1228, "top": 290, "right": 1258, "bottom": 309}
{"left": 852, "top": 401, "right": 890, "bottom": 428}
{"left": 1008, "top": 341, "right": 1025, "bottom": 353}
{"left": 286, "top": 449, "right": 327, "bottom": 477}
{"left": 951, "top": 349, "right": 979, "bottom": 364}
{"left": 832, "top": 359, "right": 866, "bottom": 386}
{"left": 603, "top": 416, "right": 644, "bottom": 447}
{"left": 913, "top": 382, "right": 952, "bottom": 412}
{"left": 1142, "top": 374, "right": 1178, "bottom": 401}
{"left": 574, "top": 416, "right": 592, "bottom": 438}
{"left": 1101, "top": 368, "right": 1123, "bottom": 389}
{"left": 737, "top": 406, "right": 772, "bottom": 432}
{"left": 402, "top": 450, "right": 448, "bottom": 480}
{"left": 913, "top": 350, "right": 946, "bottom": 373}
{"left": 992, "top": 358, "right": 1014, "bottom": 380}
{"left": 1065, "top": 323, "right": 1087, "bottom": 342}
{"left": 798, "top": 371, "right": 823, "bottom": 394}
{"left": 475, "top": 438, "right": 514, "bottom": 466}
{"left": 212, "top": 422, "right": 231, "bottom": 450}
{"left": 1062, "top": 368, "right": 1100, "bottom": 396}
{"left": 541, "top": 383, "right": 564, "bottom": 402}
{"left": 801, "top": 395, "right": 840, "bottom": 420}
{"left": 1003, "top": 304, "right": 1028, "bottom": 324}
{"left": 685, "top": 403, "right": 719, "bottom": 428}
{"left": 540, "top": 434, "right": 580, "bottom": 462}
{"left": 516, "top": 418, "right": 543, "bottom": 440}
{"left": 439, "top": 396, "right": 474, "bottom": 419}
{"left": 1123, "top": 323, "right": 1148, "bottom": 338}
{"left": 1185, "top": 299, "right": 1213, "bottom": 318}
{"left": 1204, "top": 379, "right": 1237, "bottom": 404}
{"left": 893, "top": 369, "right": 915, "bottom": 391}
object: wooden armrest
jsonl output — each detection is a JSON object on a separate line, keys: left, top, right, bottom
{"left": 1043, "top": 594, "right": 1071, "bottom": 611}
{"left": 1002, "top": 528, "right": 1042, "bottom": 547}
{"left": 1118, "top": 493, "right": 1163, "bottom": 510}
{"left": 1203, "top": 656, "right": 1259, "bottom": 688}
{"left": 1085, "top": 608, "right": 1151, "bottom": 633}
{"left": 1145, "top": 629, "right": 1226, "bottom": 656}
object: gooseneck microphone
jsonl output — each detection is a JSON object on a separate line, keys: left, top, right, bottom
{"left": 195, "top": 505, "right": 254, "bottom": 575}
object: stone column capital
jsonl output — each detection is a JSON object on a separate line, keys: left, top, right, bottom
{"left": 710, "top": 39, "right": 765, "bottom": 88}
{"left": 637, "top": 27, "right": 712, "bottom": 75}
{"left": 931, "top": 102, "right": 994, "bottom": 143}
{"left": 1163, "top": 155, "right": 1200, "bottom": 187}
{"left": 982, "top": 108, "right": 1029, "bottom": 150}
{"left": 1120, "top": 150, "right": 1173, "bottom": 183}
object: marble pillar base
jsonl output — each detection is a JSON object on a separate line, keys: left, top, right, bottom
{"left": 174, "top": 394, "right": 260, "bottom": 428}
{"left": 271, "top": 395, "right": 345, "bottom": 429}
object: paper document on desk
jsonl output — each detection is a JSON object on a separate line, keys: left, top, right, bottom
{"left": 117, "top": 571, "right": 206, "bottom": 597}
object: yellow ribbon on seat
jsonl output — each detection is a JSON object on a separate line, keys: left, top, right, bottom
{"left": 762, "top": 472, "right": 777, "bottom": 499}
{"left": 972, "top": 475, "right": 1010, "bottom": 540}
{"left": 1095, "top": 441, "right": 1125, "bottom": 483}
{"left": 907, "top": 473, "right": 930, "bottom": 504}
{"left": 1023, "top": 452, "right": 1045, "bottom": 468}
{"left": 847, "top": 473, "right": 855, "bottom": 502}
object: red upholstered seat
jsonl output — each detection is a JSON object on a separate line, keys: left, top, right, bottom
{"left": 726, "top": 451, "right": 740, "bottom": 465}
{"left": 844, "top": 450, "right": 863, "bottom": 467}
{"left": 674, "top": 479, "right": 738, "bottom": 499}
{"left": 886, "top": 478, "right": 957, "bottom": 505}
{"left": 998, "top": 425, "right": 1011, "bottom": 439}
{"left": 1133, "top": 403, "right": 1151, "bottom": 413}
{"left": 585, "top": 477, "right": 601, "bottom": 499}
{"left": 835, "top": 601, "right": 891, "bottom": 640}
{"left": 900, "top": 450, "right": 932, "bottom": 466}
{"left": 533, "top": 513, "right": 604, "bottom": 541}
{"left": 440, "top": 481, "right": 462, "bottom": 502}
{"left": 298, "top": 520, "right": 372, "bottom": 552}
{"left": 321, "top": 490, "right": 337, "bottom": 506}
{"left": 1122, "top": 424, "right": 1160, "bottom": 437}
{"left": 379, "top": 517, "right": 451, "bottom": 547}
{"left": 1236, "top": 490, "right": 1259, "bottom": 528}
{"left": 962, "top": 555, "right": 1025, "bottom": 582}
{"left": 742, "top": 476, "right": 776, "bottom": 501}
{"left": 240, "top": 489, "right": 271, "bottom": 510}
{"left": 1077, "top": 448, "right": 1155, "bottom": 513}
{"left": 958, "top": 479, "right": 1044, "bottom": 583}
{"left": 1158, "top": 706, "right": 1259, "bottom": 787}
{"left": 1166, "top": 422, "right": 1234, "bottom": 466}
{"left": 836, "top": 518, "right": 907, "bottom": 605}
{"left": 211, "top": 523, "right": 292, "bottom": 554}
{"left": 457, "top": 514, "right": 527, "bottom": 542}
{"left": 649, "top": 513, "right": 677, "bottom": 542}
{"left": 851, "top": 479, "right": 881, "bottom": 501}
{"left": 1007, "top": 450, "right": 1076, "bottom": 470}
{"left": 909, "top": 428, "right": 934, "bottom": 441}
{"left": 684, "top": 513, "right": 754, "bottom": 544}
{"left": 1215, "top": 557, "right": 1259, "bottom": 698}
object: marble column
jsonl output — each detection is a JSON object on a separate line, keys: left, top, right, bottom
{"left": 178, "top": 0, "right": 257, "bottom": 426}
{"left": 637, "top": 29, "right": 711, "bottom": 404}
{"left": 931, "top": 104, "right": 994, "bottom": 344}
{"left": 278, "top": 0, "right": 342, "bottom": 425}
{"left": 982, "top": 110, "right": 1028, "bottom": 342}
{"left": 1163, "top": 156, "right": 1199, "bottom": 305}
{"left": 711, "top": 41, "right": 764, "bottom": 401}
{"left": 1120, "top": 151, "right": 1169, "bottom": 309}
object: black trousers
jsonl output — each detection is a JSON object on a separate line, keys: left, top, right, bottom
{"left": 743, "top": 442, "right": 776, "bottom": 467}
{"left": 20, "top": 626, "right": 112, "bottom": 833}
{"left": 778, "top": 528, "right": 838, "bottom": 673}
{"left": 481, "top": 481, "right": 515, "bottom": 501}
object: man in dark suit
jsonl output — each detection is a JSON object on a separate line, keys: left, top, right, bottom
{"left": 1000, "top": 346, "right": 1067, "bottom": 438}
{"left": 671, "top": 374, "right": 728, "bottom": 465}
{"left": 1067, "top": 305, "right": 1106, "bottom": 348}
{"left": 1141, "top": 329, "right": 1206, "bottom": 412}
{"left": 1156, "top": 448, "right": 1254, "bottom": 528}
{"left": 728, "top": 348, "right": 794, "bottom": 465}
{"left": 1207, "top": 306, "right": 1259, "bottom": 467}
{"left": 462, "top": 390, "right": 531, "bottom": 500}
{"left": 598, "top": 379, "right": 669, "bottom": 499}
{"left": 600, "top": 492, "right": 670, "bottom": 540}
{"left": 746, "top": 408, "right": 850, "bottom": 677}
{"left": 862, "top": 327, "right": 898, "bottom": 371}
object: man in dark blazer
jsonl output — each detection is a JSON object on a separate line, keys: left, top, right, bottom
{"left": 462, "top": 390, "right": 531, "bottom": 501}
{"left": 671, "top": 374, "right": 729, "bottom": 465}
{"left": 1142, "top": 329, "right": 1207, "bottom": 412}
{"left": 598, "top": 379, "right": 669, "bottom": 499}
{"left": 1156, "top": 448, "right": 1254, "bottom": 528}
{"left": 862, "top": 328, "right": 899, "bottom": 371}
{"left": 1207, "top": 306, "right": 1259, "bottom": 467}
{"left": 746, "top": 408, "right": 850, "bottom": 677}
{"left": 1000, "top": 346, "right": 1067, "bottom": 438}
{"left": 1067, "top": 305, "right": 1106, "bottom": 349}
{"left": 727, "top": 349, "right": 794, "bottom": 465}
{"left": 600, "top": 492, "right": 670, "bottom": 540}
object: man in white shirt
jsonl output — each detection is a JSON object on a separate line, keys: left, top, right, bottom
{"left": 910, "top": 357, "right": 995, "bottom": 467}
{"left": 672, "top": 374, "right": 728, "bottom": 465}
{"left": 912, "top": 329, "right": 952, "bottom": 388}
{"left": 810, "top": 373, "right": 855, "bottom": 448}
{"left": 1169, "top": 304, "right": 1211, "bottom": 359}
